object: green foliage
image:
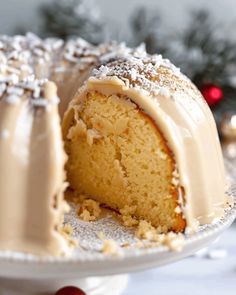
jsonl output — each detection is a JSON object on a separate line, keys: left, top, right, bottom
{"left": 171, "top": 10, "right": 236, "bottom": 87}
{"left": 39, "top": 0, "right": 105, "bottom": 44}
{"left": 130, "top": 7, "right": 166, "bottom": 55}
{"left": 131, "top": 8, "right": 236, "bottom": 89}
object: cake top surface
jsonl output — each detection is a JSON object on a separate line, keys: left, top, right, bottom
{"left": 90, "top": 43, "right": 205, "bottom": 107}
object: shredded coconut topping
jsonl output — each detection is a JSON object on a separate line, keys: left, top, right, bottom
{"left": 88, "top": 43, "right": 200, "bottom": 102}
{"left": 0, "top": 33, "right": 201, "bottom": 122}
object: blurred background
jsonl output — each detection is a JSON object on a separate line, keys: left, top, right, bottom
{"left": 0, "top": 1, "right": 235, "bottom": 294}
{"left": 2, "top": 0, "right": 236, "bottom": 168}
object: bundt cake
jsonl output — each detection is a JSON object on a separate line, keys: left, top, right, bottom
{"left": 0, "top": 33, "right": 228, "bottom": 256}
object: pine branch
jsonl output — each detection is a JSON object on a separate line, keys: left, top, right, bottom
{"left": 39, "top": 0, "right": 105, "bottom": 44}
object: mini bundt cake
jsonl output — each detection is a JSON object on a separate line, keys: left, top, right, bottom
{"left": 0, "top": 33, "right": 228, "bottom": 256}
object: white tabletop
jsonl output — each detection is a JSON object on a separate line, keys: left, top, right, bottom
{"left": 123, "top": 224, "right": 236, "bottom": 295}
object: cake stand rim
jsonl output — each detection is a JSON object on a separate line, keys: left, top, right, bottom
{"left": 0, "top": 188, "right": 235, "bottom": 279}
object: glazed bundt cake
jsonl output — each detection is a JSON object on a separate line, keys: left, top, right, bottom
{"left": 0, "top": 33, "right": 228, "bottom": 256}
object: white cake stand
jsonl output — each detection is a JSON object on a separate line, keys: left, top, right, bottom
{"left": 0, "top": 188, "right": 235, "bottom": 295}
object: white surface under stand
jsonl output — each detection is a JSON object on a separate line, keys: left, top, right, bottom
{"left": 0, "top": 190, "right": 235, "bottom": 295}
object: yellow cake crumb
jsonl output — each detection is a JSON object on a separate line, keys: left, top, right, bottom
{"left": 58, "top": 224, "right": 77, "bottom": 248}
{"left": 162, "top": 232, "right": 185, "bottom": 252}
{"left": 78, "top": 199, "right": 101, "bottom": 221}
{"left": 135, "top": 220, "right": 185, "bottom": 251}
{"left": 155, "top": 149, "right": 168, "bottom": 160}
{"left": 121, "top": 241, "right": 131, "bottom": 248}
{"left": 122, "top": 215, "right": 139, "bottom": 227}
{"left": 120, "top": 205, "right": 139, "bottom": 227}
{"left": 67, "top": 118, "right": 87, "bottom": 139}
{"left": 135, "top": 220, "right": 157, "bottom": 240}
{"left": 96, "top": 231, "right": 106, "bottom": 240}
{"left": 62, "top": 224, "right": 73, "bottom": 235}
{"left": 101, "top": 239, "right": 120, "bottom": 255}
{"left": 86, "top": 128, "right": 102, "bottom": 146}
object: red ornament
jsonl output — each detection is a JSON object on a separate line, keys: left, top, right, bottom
{"left": 55, "top": 286, "right": 86, "bottom": 295}
{"left": 200, "top": 84, "right": 223, "bottom": 107}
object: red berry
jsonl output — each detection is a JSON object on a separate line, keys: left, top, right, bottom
{"left": 201, "top": 84, "right": 223, "bottom": 107}
{"left": 55, "top": 286, "right": 86, "bottom": 295}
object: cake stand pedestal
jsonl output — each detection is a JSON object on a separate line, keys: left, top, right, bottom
{"left": 0, "top": 275, "right": 128, "bottom": 295}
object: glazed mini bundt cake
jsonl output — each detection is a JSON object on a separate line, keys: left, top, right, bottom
{"left": 0, "top": 33, "right": 228, "bottom": 256}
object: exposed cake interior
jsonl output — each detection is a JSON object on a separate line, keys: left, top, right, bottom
{"left": 63, "top": 91, "right": 185, "bottom": 232}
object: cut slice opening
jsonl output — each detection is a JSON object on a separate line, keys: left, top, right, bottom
{"left": 63, "top": 91, "right": 185, "bottom": 232}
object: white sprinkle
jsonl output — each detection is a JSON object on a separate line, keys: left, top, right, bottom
{"left": 38, "top": 78, "right": 48, "bottom": 86}
{"left": 159, "top": 87, "right": 170, "bottom": 97}
{"left": 5, "top": 94, "right": 21, "bottom": 105}
{"left": 54, "top": 66, "right": 66, "bottom": 73}
{"left": 75, "top": 37, "right": 91, "bottom": 48}
{"left": 20, "top": 64, "right": 32, "bottom": 73}
{"left": 7, "top": 86, "right": 24, "bottom": 96}
{"left": 130, "top": 68, "right": 137, "bottom": 81}
{"left": 6, "top": 66, "right": 20, "bottom": 75}
{"left": 174, "top": 206, "right": 181, "bottom": 214}
{"left": 18, "top": 50, "right": 31, "bottom": 63}
{"left": 33, "top": 48, "right": 44, "bottom": 57}
{"left": 80, "top": 57, "right": 96, "bottom": 64}
{"left": 32, "top": 99, "right": 48, "bottom": 107}
{"left": 33, "top": 87, "right": 41, "bottom": 98}
{"left": 64, "top": 53, "right": 78, "bottom": 63}
{"left": 7, "top": 51, "right": 20, "bottom": 61}
{"left": 170, "top": 64, "right": 181, "bottom": 75}
{"left": 134, "top": 43, "right": 146, "bottom": 56}
{"left": 4, "top": 74, "right": 19, "bottom": 84}
{"left": 0, "top": 129, "right": 10, "bottom": 139}
{"left": 32, "top": 96, "right": 59, "bottom": 107}
{"left": 99, "top": 65, "right": 109, "bottom": 76}
{"left": 152, "top": 54, "right": 163, "bottom": 68}
{"left": 52, "top": 39, "right": 64, "bottom": 50}
{"left": 24, "top": 81, "right": 39, "bottom": 91}
{"left": 74, "top": 47, "right": 83, "bottom": 56}
{"left": 42, "top": 43, "right": 52, "bottom": 52}
{"left": 23, "top": 75, "right": 35, "bottom": 83}
{"left": 207, "top": 249, "right": 227, "bottom": 260}
{"left": 12, "top": 40, "right": 22, "bottom": 51}
{"left": 26, "top": 32, "right": 41, "bottom": 43}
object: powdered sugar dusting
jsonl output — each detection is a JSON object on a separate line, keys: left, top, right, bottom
{"left": 90, "top": 43, "right": 187, "bottom": 99}
{"left": 130, "top": 68, "right": 137, "bottom": 81}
